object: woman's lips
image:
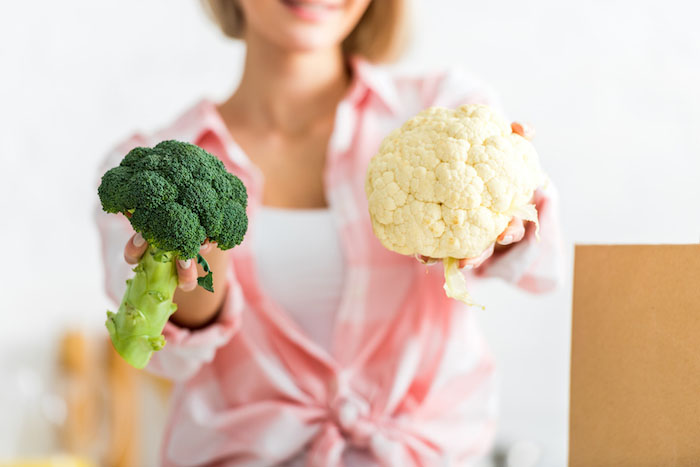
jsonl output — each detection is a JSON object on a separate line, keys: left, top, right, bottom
{"left": 280, "top": 0, "right": 342, "bottom": 22}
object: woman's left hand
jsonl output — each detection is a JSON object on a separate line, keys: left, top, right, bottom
{"left": 417, "top": 121, "right": 535, "bottom": 270}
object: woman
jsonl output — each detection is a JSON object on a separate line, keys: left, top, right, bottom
{"left": 97, "top": 0, "right": 562, "bottom": 465}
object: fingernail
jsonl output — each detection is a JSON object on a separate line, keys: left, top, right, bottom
{"left": 178, "top": 259, "right": 192, "bottom": 269}
{"left": 132, "top": 233, "right": 145, "bottom": 247}
{"left": 501, "top": 235, "right": 513, "bottom": 245}
{"left": 464, "top": 264, "right": 474, "bottom": 269}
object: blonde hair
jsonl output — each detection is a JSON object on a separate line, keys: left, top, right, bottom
{"left": 201, "top": 0, "right": 409, "bottom": 63}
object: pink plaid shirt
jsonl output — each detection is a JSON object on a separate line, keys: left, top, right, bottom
{"left": 96, "top": 57, "right": 562, "bottom": 467}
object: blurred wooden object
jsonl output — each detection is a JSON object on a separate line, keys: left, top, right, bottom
{"left": 56, "top": 330, "right": 173, "bottom": 466}
{"left": 103, "top": 340, "right": 139, "bottom": 467}
{"left": 59, "top": 332, "right": 98, "bottom": 457}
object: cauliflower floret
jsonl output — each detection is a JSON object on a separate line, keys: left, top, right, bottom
{"left": 365, "top": 104, "right": 547, "bottom": 305}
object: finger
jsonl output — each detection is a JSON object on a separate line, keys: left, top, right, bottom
{"left": 497, "top": 217, "right": 526, "bottom": 245}
{"left": 462, "top": 243, "right": 495, "bottom": 269}
{"left": 124, "top": 233, "right": 148, "bottom": 264}
{"left": 176, "top": 257, "right": 198, "bottom": 291}
{"left": 199, "top": 240, "right": 213, "bottom": 255}
{"left": 511, "top": 122, "right": 536, "bottom": 140}
{"left": 416, "top": 254, "right": 438, "bottom": 265}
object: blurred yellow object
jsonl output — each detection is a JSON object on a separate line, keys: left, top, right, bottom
{"left": 0, "top": 455, "right": 94, "bottom": 467}
{"left": 45, "top": 330, "right": 173, "bottom": 466}
{"left": 103, "top": 339, "right": 138, "bottom": 467}
{"left": 59, "top": 332, "right": 98, "bottom": 456}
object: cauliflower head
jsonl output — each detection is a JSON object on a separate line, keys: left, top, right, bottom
{"left": 365, "top": 104, "right": 547, "bottom": 304}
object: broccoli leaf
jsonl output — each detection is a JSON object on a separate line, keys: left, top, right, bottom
{"left": 197, "top": 273, "right": 214, "bottom": 293}
{"left": 197, "top": 253, "right": 214, "bottom": 292}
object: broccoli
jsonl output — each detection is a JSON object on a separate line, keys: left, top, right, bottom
{"left": 98, "top": 140, "right": 248, "bottom": 368}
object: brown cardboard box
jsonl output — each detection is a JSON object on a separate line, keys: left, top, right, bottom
{"left": 570, "top": 244, "right": 700, "bottom": 466}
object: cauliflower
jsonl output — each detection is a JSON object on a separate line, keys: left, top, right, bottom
{"left": 365, "top": 104, "right": 547, "bottom": 305}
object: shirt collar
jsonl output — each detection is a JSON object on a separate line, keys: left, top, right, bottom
{"left": 347, "top": 55, "right": 401, "bottom": 116}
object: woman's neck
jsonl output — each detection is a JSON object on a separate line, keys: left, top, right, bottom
{"left": 222, "top": 32, "right": 351, "bottom": 135}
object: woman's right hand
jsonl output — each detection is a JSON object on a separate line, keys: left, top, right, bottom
{"left": 124, "top": 232, "right": 204, "bottom": 291}
{"left": 124, "top": 233, "right": 231, "bottom": 328}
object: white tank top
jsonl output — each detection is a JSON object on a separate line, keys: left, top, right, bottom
{"left": 251, "top": 206, "right": 346, "bottom": 353}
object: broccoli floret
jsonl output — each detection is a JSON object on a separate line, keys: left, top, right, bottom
{"left": 98, "top": 140, "right": 248, "bottom": 368}
{"left": 99, "top": 140, "right": 247, "bottom": 258}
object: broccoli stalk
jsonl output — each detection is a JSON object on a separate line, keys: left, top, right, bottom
{"left": 105, "top": 246, "right": 177, "bottom": 368}
{"left": 98, "top": 140, "right": 248, "bottom": 368}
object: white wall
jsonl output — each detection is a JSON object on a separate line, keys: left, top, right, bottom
{"left": 1, "top": 0, "right": 699, "bottom": 465}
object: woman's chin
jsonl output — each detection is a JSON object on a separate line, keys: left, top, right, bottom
{"left": 269, "top": 30, "right": 343, "bottom": 54}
